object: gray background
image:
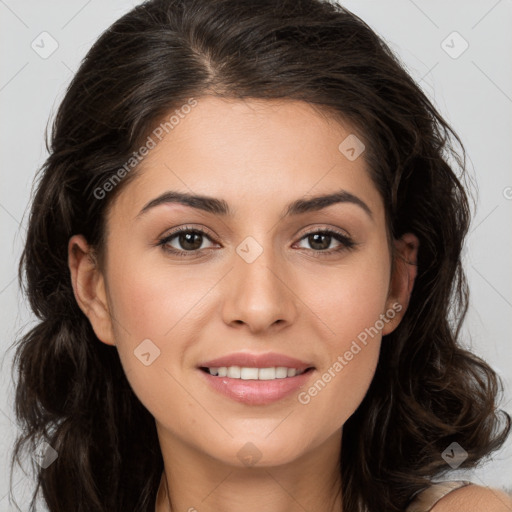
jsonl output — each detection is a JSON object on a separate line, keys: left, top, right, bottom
{"left": 1, "top": 0, "right": 511, "bottom": 510}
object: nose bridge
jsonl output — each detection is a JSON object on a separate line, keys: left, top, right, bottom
{"left": 221, "top": 234, "right": 297, "bottom": 332}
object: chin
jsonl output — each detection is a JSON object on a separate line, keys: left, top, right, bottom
{"left": 205, "top": 431, "right": 314, "bottom": 470}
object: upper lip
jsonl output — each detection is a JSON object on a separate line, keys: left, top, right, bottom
{"left": 199, "top": 352, "right": 314, "bottom": 371}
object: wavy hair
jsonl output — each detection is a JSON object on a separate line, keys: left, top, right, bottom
{"left": 9, "top": 0, "right": 510, "bottom": 511}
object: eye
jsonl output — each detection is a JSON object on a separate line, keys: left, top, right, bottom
{"left": 157, "top": 226, "right": 217, "bottom": 257}
{"left": 294, "top": 228, "right": 356, "bottom": 256}
{"left": 157, "top": 226, "right": 356, "bottom": 258}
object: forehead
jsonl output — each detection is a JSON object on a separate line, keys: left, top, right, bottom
{"left": 107, "top": 96, "right": 383, "bottom": 223}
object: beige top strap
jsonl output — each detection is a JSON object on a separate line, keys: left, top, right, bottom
{"left": 405, "top": 480, "right": 472, "bottom": 512}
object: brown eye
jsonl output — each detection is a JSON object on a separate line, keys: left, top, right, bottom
{"left": 306, "top": 232, "right": 333, "bottom": 251}
{"left": 175, "top": 231, "right": 204, "bottom": 251}
{"left": 295, "top": 229, "right": 355, "bottom": 255}
{"left": 158, "top": 227, "right": 217, "bottom": 257}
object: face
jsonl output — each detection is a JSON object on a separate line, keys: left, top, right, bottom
{"left": 69, "top": 96, "right": 417, "bottom": 469}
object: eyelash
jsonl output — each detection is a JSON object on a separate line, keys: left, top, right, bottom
{"left": 156, "top": 225, "right": 357, "bottom": 259}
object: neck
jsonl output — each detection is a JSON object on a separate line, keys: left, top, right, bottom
{"left": 154, "top": 428, "right": 343, "bottom": 512}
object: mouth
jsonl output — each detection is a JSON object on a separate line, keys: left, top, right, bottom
{"left": 196, "top": 351, "right": 316, "bottom": 405}
{"left": 199, "top": 366, "right": 314, "bottom": 380}
{"left": 198, "top": 364, "right": 316, "bottom": 405}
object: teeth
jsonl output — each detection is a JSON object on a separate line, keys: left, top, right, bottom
{"left": 276, "top": 367, "right": 288, "bottom": 378}
{"left": 258, "top": 367, "right": 275, "bottom": 380}
{"left": 205, "top": 366, "right": 306, "bottom": 380}
{"left": 227, "top": 366, "right": 241, "bottom": 378}
{"left": 241, "top": 367, "right": 259, "bottom": 379}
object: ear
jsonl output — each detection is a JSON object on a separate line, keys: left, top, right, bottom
{"left": 382, "top": 232, "right": 419, "bottom": 336}
{"left": 68, "top": 234, "right": 115, "bottom": 346}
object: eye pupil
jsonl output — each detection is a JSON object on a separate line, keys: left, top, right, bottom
{"left": 309, "top": 233, "right": 331, "bottom": 250}
{"left": 179, "top": 232, "right": 202, "bottom": 250}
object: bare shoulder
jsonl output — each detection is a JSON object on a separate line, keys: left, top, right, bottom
{"left": 432, "top": 484, "right": 512, "bottom": 512}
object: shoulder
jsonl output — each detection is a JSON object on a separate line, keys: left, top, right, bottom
{"left": 432, "top": 484, "right": 512, "bottom": 512}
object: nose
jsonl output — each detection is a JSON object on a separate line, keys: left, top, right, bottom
{"left": 221, "top": 243, "right": 298, "bottom": 334}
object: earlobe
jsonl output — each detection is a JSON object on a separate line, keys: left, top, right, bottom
{"left": 67, "top": 234, "right": 116, "bottom": 346}
{"left": 382, "top": 232, "right": 419, "bottom": 336}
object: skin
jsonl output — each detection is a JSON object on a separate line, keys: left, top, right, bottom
{"left": 432, "top": 486, "right": 512, "bottom": 512}
{"left": 68, "top": 96, "right": 421, "bottom": 511}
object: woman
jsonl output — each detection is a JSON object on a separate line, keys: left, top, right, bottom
{"left": 9, "top": 0, "right": 511, "bottom": 511}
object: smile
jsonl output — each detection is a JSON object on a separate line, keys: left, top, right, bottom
{"left": 201, "top": 366, "right": 310, "bottom": 379}
{"left": 198, "top": 367, "right": 315, "bottom": 405}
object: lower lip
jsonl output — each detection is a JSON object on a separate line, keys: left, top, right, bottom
{"left": 198, "top": 368, "right": 315, "bottom": 405}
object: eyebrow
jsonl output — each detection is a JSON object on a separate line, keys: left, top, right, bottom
{"left": 136, "top": 189, "right": 373, "bottom": 220}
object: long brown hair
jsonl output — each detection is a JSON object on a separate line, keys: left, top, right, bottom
{"left": 9, "top": 0, "right": 510, "bottom": 511}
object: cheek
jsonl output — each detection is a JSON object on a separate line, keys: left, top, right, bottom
{"left": 294, "top": 250, "right": 390, "bottom": 425}
{"left": 104, "top": 257, "right": 212, "bottom": 418}
{"left": 107, "top": 243, "right": 213, "bottom": 340}
{"left": 297, "top": 293, "right": 384, "bottom": 437}
{"left": 304, "top": 250, "right": 391, "bottom": 347}
{"left": 103, "top": 248, "right": 211, "bottom": 378}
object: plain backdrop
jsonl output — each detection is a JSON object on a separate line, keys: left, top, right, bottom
{"left": 1, "top": 0, "right": 511, "bottom": 510}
